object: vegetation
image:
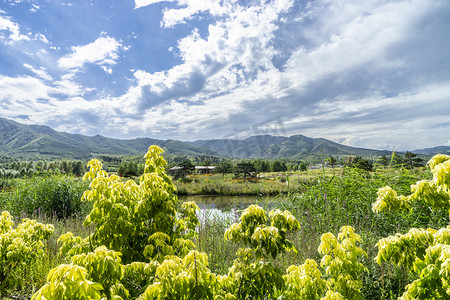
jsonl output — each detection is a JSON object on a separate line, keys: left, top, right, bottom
{"left": 0, "top": 144, "right": 448, "bottom": 299}
{"left": 117, "top": 160, "right": 144, "bottom": 177}
{"left": 1, "top": 175, "right": 90, "bottom": 219}
{"left": 372, "top": 154, "right": 450, "bottom": 299}
{"left": 0, "top": 211, "right": 54, "bottom": 297}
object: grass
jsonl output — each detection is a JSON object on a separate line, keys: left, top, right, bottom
{"left": 174, "top": 172, "right": 317, "bottom": 196}
{"left": 1, "top": 174, "right": 91, "bottom": 219}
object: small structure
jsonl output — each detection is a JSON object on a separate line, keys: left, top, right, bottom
{"left": 168, "top": 166, "right": 183, "bottom": 176}
{"left": 195, "top": 166, "right": 216, "bottom": 174}
{"left": 168, "top": 165, "right": 216, "bottom": 176}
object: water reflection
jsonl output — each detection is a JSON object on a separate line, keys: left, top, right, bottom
{"left": 179, "top": 195, "right": 280, "bottom": 221}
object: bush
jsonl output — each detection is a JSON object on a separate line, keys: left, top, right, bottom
{"left": 372, "top": 154, "right": 450, "bottom": 299}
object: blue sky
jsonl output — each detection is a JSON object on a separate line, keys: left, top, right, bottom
{"left": 0, "top": 0, "right": 449, "bottom": 151}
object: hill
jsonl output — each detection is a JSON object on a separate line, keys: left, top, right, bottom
{"left": 0, "top": 117, "right": 425, "bottom": 161}
{"left": 0, "top": 118, "right": 215, "bottom": 160}
{"left": 189, "top": 134, "right": 393, "bottom": 159}
{"left": 414, "top": 146, "right": 450, "bottom": 156}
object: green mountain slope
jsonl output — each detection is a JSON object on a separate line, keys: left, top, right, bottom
{"left": 1, "top": 117, "right": 435, "bottom": 160}
{"left": 414, "top": 146, "right": 450, "bottom": 156}
{"left": 190, "top": 134, "right": 393, "bottom": 159}
{"left": 0, "top": 118, "right": 216, "bottom": 159}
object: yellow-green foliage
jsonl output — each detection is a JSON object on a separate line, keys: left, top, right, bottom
{"left": 33, "top": 246, "right": 125, "bottom": 300}
{"left": 32, "top": 145, "right": 370, "bottom": 300}
{"left": 0, "top": 211, "right": 54, "bottom": 295}
{"left": 283, "top": 259, "right": 327, "bottom": 299}
{"left": 282, "top": 226, "right": 367, "bottom": 300}
{"left": 33, "top": 146, "right": 200, "bottom": 299}
{"left": 373, "top": 154, "right": 450, "bottom": 299}
{"left": 318, "top": 226, "right": 367, "bottom": 300}
{"left": 373, "top": 154, "right": 450, "bottom": 214}
{"left": 71, "top": 145, "right": 198, "bottom": 264}
{"left": 139, "top": 250, "right": 227, "bottom": 300}
{"left": 223, "top": 204, "right": 302, "bottom": 298}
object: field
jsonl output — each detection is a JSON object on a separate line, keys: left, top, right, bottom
{"left": 0, "top": 157, "right": 449, "bottom": 299}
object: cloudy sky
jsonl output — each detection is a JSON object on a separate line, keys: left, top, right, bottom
{"left": 0, "top": 0, "right": 449, "bottom": 150}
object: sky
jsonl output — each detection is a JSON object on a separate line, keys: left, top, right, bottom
{"left": 0, "top": 0, "right": 449, "bottom": 151}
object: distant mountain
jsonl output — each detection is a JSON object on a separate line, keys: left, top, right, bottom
{"left": 414, "top": 146, "right": 450, "bottom": 156}
{"left": 0, "top": 118, "right": 216, "bottom": 159}
{"left": 0, "top": 117, "right": 424, "bottom": 160}
{"left": 189, "top": 134, "right": 393, "bottom": 159}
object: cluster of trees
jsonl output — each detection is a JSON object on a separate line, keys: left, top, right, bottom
{"left": 342, "top": 152, "right": 425, "bottom": 172}
{"left": 0, "top": 150, "right": 426, "bottom": 180}
{"left": 1, "top": 159, "right": 86, "bottom": 178}
{"left": 117, "top": 160, "right": 144, "bottom": 177}
{"left": 345, "top": 156, "right": 373, "bottom": 172}
{"left": 378, "top": 151, "right": 424, "bottom": 168}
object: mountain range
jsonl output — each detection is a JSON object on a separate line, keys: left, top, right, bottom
{"left": 0, "top": 117, "right": 448, "bottom": 160}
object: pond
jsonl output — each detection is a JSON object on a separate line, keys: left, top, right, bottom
{"left": 178, "top": 194, "right": 284, "bottom": 222}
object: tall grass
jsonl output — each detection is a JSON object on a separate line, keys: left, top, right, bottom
{"left": 175, "top": 173, "right": 309, "bottom": 196}
{"left": 2, "top": 175, "right": 90, "bottom": 219}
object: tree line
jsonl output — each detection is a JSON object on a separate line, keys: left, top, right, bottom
{"left": 0, "top": 151, "right": 425, "bottom": 179}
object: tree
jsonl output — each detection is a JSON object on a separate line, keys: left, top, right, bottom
{"left": 272, "top": 160, "right": 287, "bottom": 172}
{"left": 0, "top": 212, "right": 54, "bottom": 296}
{"left": 378, "top": 155, "right": 389, "bottom": 166}
{"left": 117, "top": 160, "right": 143, "bottom": 177}
{"left": 299, "top": 161, "right": 308, "bottom": 171}
{"left": 72, "top": 161, "right": 85, "bottom": 176}
{"left": 178, "top": 159, "right": 195, "bottom": 178}
{"left": 254, "top": 159, "right": 270, "bottom": 173}
{"left": 346, "top": 156, "right": 373, "bottom": 172}
{"left": 235, "top": 161, "right": 256, "bottom": 182}
{"left": 216, "top": 161, "right": 234, "bottom": 178}
{"left": 327, "top": 156, "right": 337, "bottom": 168}
{"left": 403, "top": 151, "right": 423, "bottom": 169}
{"left": 33, "top": 146, "right": 201, "bottom": 299}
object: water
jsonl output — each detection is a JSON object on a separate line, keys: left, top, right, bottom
{"left": 178, "top": 195, "right": 282, "bottom": 221}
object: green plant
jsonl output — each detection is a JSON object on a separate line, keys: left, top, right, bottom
{"left": 33, "top": 146, "right": 201, "bottom": 299}
{"left": 372, "top": 154, "right": 450, "bottom": 299}
{"left": 282, "top": 226, "right": 367, "bottom": 300}
{"left": 0, "top": 211, "right": 54, "bottom": 296}
{"left": 223, "top": 204, "right": 300, "bottom": 298}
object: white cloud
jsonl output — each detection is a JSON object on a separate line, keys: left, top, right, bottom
{"left": 161, "top": 0, "right": 228, "bottom": 28}
{"left": 115, "top": 0, "right": 450, "bottom": 149}
{"left": 0, "top": 14, "right": 30, "bottom": 44}
{"left": 57, "top": 35, "right": 124, "bottom": 72}
{"left": 0, "top": 73, "right": 104, "bottom": 131}
{"left": 0, "top": 75, "right": 49, "bottom": 103}
{"left": 2, "top": 0, "right": 448, "bottom": 151}
{"left": 23, "top": 64, "right": 52, "bottom": 81}
{"left": 120, "top": 0, "right": 293, "bottom": 115}
{"left": 134, "top": 0, "right": 171, "bottom": 9}
{"left": 101, "top": 65, "right": 113, "bottom": 75}
{"left": 35, "top": 32, "right": 48, "bottom": 44}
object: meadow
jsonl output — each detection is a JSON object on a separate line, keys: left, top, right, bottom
{"left": 0, "top": 159, "right": 448, "bottom": 299}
